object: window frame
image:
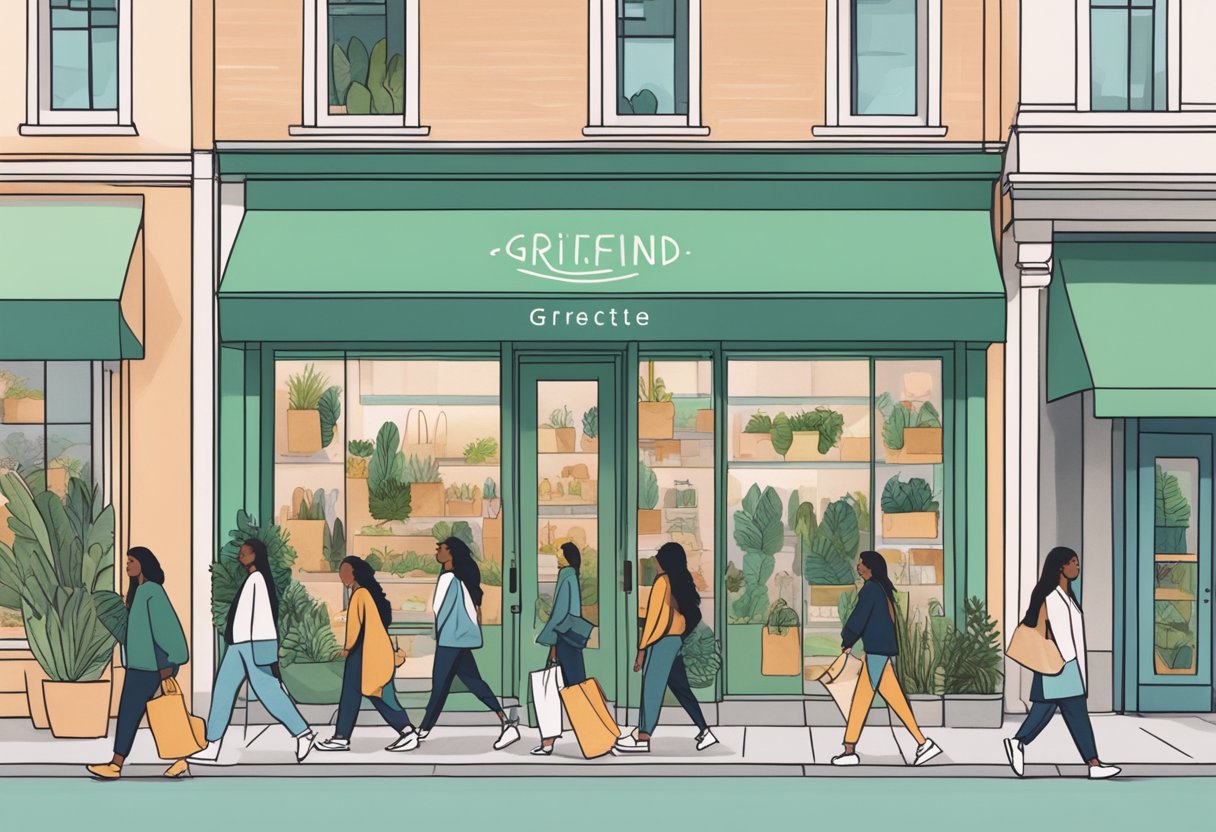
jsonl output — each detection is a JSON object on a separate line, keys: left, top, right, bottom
{"left": 1078, "top": 0, "right": 1182, "bottom": 113}
{"left": 585, "top": 0, "right": 708, "bottom": 136}
{"left": 297, "top": 0, "right": 427, "bottom": 136}
{"left": 23, "top": 0, "right": 133, "bottom": 133}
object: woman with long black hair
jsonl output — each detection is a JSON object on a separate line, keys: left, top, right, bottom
{"left": 192, "top": 538, "right": 315, "bottom": 764}
{"left": 87, "top": 547, "right": 190, "bottom": 780}
{"left": 316, "top": 556, "right": 418, "bottom": 752}
{"left": 418, "top": 537, "right": 519, "bottom": 750}
{"left": 830, "top": 550, "right": 942, "bottom": 767}
{"left": 615, "top": 542, "right": 718, "bottom": 754}
{"left": 531, "top": 541, "right": 587, "bottom": 755}
{"left": 1005, "top": 546, "right": 1120, "bottom": 779}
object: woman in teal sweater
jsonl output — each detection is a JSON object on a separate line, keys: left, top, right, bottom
{"left": 87, "top": 547, "right": 189, "bottom": 781}
{"left": 532, "top": 542, "right": 586, "bottom": 755}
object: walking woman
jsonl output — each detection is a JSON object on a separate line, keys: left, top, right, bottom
{"left": 615, "top": 542, "right": 719, "bottom": 754}
{"left": 192, "top": 539, "right": 316, "bottom": 764}
{"left": 418, "top": 537, "right": 520, "bottom": 750}
{"left": 831, "top": 550, "right": 942, "bottom": 767}
{"left": 531, "top": 542, "right": 586, "bottom": 755}
{"left": 316, "top": 556, "right": 418, "bottom": 752}
{"left": 87, "top": 547, "right": 191, "bottom": 780}
{"left": 1005, "top": 546, "right": 1121, "bottom": 779}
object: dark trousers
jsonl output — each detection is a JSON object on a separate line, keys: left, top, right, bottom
{"left": 555, "top": 639, "right": 586, "bottom": 686}
{"left": 1014, "top": 696, "right": 1099, "bottom": 762}
{"left": 114, "top": 668, "right": 164, "bottom": 758}
{"left": 420, "top": 646, "right": 502, "bottom": 731}
{"left": 639, "top": 635, "right": 708, "bottom": 735}
{"left": 334, "top": 646, "right": 413, "bottom": 739}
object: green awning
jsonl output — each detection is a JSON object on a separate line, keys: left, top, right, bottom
{"left": 219, "top": 209, "right": 1005, "bottom": 343}
{"left": 0, "top": 200, "right": 144, "bottom": 360}
{"left": 1048, "top": 240, "right": 1216, "bottom": 417}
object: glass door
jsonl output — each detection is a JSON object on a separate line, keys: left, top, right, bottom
{"left": 518, "top": 359, "right": 620, "bottom": 706}
{"left": 1138, "top": 433, "right": 1213, "bottom": 711}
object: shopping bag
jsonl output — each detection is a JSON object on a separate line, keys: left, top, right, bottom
{"left": 1006, "top": 603, "right": 1065, "bottom": 675}
{"left": 530, "top": 664, "right": 565, "bottom": 741}
{"left": 816, "top": 652, "right": 863, "bottom": 719}
{"left": 146, "top": 678, "right": 207, "bottom": 760}
{"left": 558, "top": 677, "right": 619, "bottom": 759}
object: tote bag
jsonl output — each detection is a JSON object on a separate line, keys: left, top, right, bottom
{"left": 146, "top": 679, "right": 207, "bottom": 760}
{"left": 1006, "top": 603, "right": 1066, "bottom": 675}
{"left": 816, "top": 652, "right": 863, "bottom": 719}
{"left": 530, "top": 664, "right": 565, "bottom": 741}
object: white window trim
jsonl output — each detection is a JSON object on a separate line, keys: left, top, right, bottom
{"left": 584, "top": 0, "right": 708, "bottom": 137}
{"left": 1076, "top": 0, "right": 1181, "bottom": 113}
{"left": 22, "top": 0, "right": 134, "bottom": 133}
{"left": 815, "top": 0, "right": 944, "bottom": 137}
{"left": 293, "top": 0, "right": 428, "bottom": 137}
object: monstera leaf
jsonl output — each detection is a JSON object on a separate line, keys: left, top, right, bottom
{"left": 318, "top": 386, "right": 341, "bottom": 449}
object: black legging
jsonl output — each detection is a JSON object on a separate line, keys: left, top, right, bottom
{"left": 419, "top": 646, "right": 502, "bottom": 731}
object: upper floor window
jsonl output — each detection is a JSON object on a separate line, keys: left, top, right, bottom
{"left": 297, "top": 0, "right": 425, "bottom": 135}
{"left": 1090, "top": 0, "right": 1166, "bottom": 111}
{"left": 586, "top": 1, "right": 707, "bottom": 136}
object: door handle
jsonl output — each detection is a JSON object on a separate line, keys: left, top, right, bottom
{"left": 623, "top": 560, "right": 633, "bottom": 593}
{"left": 509, "top": 563, "right": 518, "bottom": 594}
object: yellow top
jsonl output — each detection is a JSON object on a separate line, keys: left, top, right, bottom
{"left": 345, "top": 587, "right": 395, "bottom": 698}
{"left": 639, "top": 574, "right": 685, "bottom": 650}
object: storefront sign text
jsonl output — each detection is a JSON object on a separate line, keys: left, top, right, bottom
{"left": 529, "top": 307, "right": 650, "bottom": 328}
{"left": 491, "top": 233, "right": 686, "bottom": 284}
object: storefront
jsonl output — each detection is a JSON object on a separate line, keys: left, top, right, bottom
{"left": 214, "top": 150, "right": 1005, "bottom": 725}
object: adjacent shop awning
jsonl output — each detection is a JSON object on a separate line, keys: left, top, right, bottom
{"left": 0, "top": 199, "right": 144, "bottom": 360}
{"left": 219, "top": 209, "right": 1005, "bottom": 343}
{"left": 1048, "top": 240, "right": 1216, "bottom": 417}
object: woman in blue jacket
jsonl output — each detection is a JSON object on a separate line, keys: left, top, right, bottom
{"left": 830, "top": 550, "right": 942, "bottom": 767}
{"left": 531, "top": 542, "right": 586, "bottom": 755}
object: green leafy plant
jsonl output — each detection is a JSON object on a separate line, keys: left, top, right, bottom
{"left": 744, "top": 413, "right": 773, "bottom": 435}
{"left": 0, "top": 372, "right": 44, "bottom": 400}
{"left": 403, "top": 454, "right": 442, "bottom": 483}
{"left": 318, "top": 386, "right": 341, "bottom": 449}
{"left": 432, "top": 520, "right": 477, "bottom": 555}
{"left": 49, "top": 456, "right": 86, "bottom": 479}
{"left": 347, "top": 439, "right": 374, "bottom": 458}
{"left": 881, "top": 475, "right": 940, "bottom": 514}
{"left": 674, "top": 480, "right": 697, "bottom": 508}
{"left": 369, "top": 480, "right": 412, "bottom": 527}
{"left": 619, "top": 88, "right": 659, "bottom": 115}
{"left": 792, "top": 501, "right": 817, "bottom": 577}
{"left": 278, "top": 582, "right": 341, "bottom": 666}
{"left": 331, "top": 36, "right": 404, "bottom": 115}
{"left": 1154, "top": 465, "right": 1192, "bottom": 554}
{"left": 849, "top": 491, "right": 871, "bottom": 533}
{"left": 879, "top": 395, "right": 941, "bottom": 450}
{"left": 286, "top": 364, "right": 329, "bottom": 411}
{"left": 480, "top": 558, "right": 504, "bottom": 587}
{"left": 446, "top": 483, "right": 481, "bottom": 501}
{"left": 543, "top": 407, "right": 573, "bottom": 429}
{"left": 766, "top": 598, "right": 800, "bottom": 635}
{"left": 582, "top": 406, "right": 599, "bottom": 439}
{"left": 938, "top": 598, "right": 1003, "bottom": 694}
{"left": 323, "top": 517, "right": 346, "bottom": 572}
{"left": 730, "top": 485, "right": 783, "bottom": 623}
{"left": 725, "top": 561, "right": 745, "bottom": 594}
{"left": 893, "top": 595, "right": 945, "bottom": 695}
{"left": 681, "top": 623, "right": 722, "bottom": 689}
{"left": 463, "top": 437, "right": 499, "bottom": 464}
{"left": 368, "top": 421, "right": 404, "bottom": 495}
{"left": 638, "top": 360, "right": 672, "bottom": 403}
{"left": 773, "top": 408, "right": 845, "bottom": 455}
{"left": 807, "top": 499, "right": 859, "bottom": 586}
{"left": 1155, "top": 600, "right": 1197, "bottom": 670}
{"left": 483, "top": 477, "right": 498, "bottom": 500}
{"left": 638, "top": 461, "right": 659, "bottom": 510}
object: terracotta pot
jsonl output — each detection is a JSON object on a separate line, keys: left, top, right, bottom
{"left": 784, "top": 432, "right": 840, "bottom": 462}
{"left": 903, "top": 427, "right": 943, "bottom": 457}
{"left": 346, "top": 476, "right": 373, "bottom": 531}
{"left": 482, "top": 515, "right": 503, "bottom": 559}
{"left": 538, "top": 427, "right": 558, "bottom": 453}
{"left": 554, "top": 427, "right": 577, "bottom": 453}
{"left": 882, "top": 512, "right": 939, "bottom": 540}
{"left": 910, "top": 548, "right": 945, "bottom": 585}
{"left": 637, "top": 509, "right": 662, "bottom": 536}
{"left": 738, "top": 431, "right": 779, "bottom": 460}
{"left": 447, "top": 498, "right": 480, "bottom": 517}
{"left": 580, "top": 435, "right": 599, "bottom": 453}
{"left": 409, "top": 481, "right": 446, "bottom": 516}
{"left": 284, "top": 518, "right": 327, "bottom": 572}
{"left": 638, "top": 402, "right": 675, "bottom": 440}
{"left": 2, "top": 397, "right": 44, "bottom": 424}
{"left": 839, "top": 436, "right": 871, "bottom": 462}
{"left": 695, "top": 408, "right": 715, "bottom": 434}
{"left": 44, "top": 679, "right": 112, "bottom": 738}
{"left": 286, "top": 409, "right": 323, "bottom": 454}
{"left": 480, "top": 585, "right": 502, "bottom": 626}
{"left": 808, "top": 584, "right": 855, "bottom": 607}
{"left": 649, "top": 440, "right": 681, "bottom": 462}
{"left": 24, "top": 664, "right": 49, "bottom": 729}
{"left": 761, "top": 628, "right": 801, "bottom": 676}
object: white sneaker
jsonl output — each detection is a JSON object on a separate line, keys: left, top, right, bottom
{"left": 417, "top": 729, "right": 430, "bottom": 741}
{"left": 385, "top": 729, "right": 419, "bottom": 753}
{"left": 913, "top": 738, "right": 943, "bottom": 766}
{"left": 696, "top": 729, "right": 719, "bottom": 751}
{"left": 831, "top": 752, "right": 860, "bottom": 766}
{"left": 295, "top": 730, "right": 317, "bottom": 763}
{"left": 493, "top": 723, "right": 521, "bottom": 750}
{"left": 1004, "top": 738, "right": 1025, "bottom": 777}
{"left": 188, "top": 740, "right": 221, "bottom": 764}
{"left": 1088, "top": 763, "right": 1121, "bottom": 780}
{"left": 313, "top": 736, "right": 350, "bottom": 752}
{"left": 614, "top": 732, "right": 650, "bottom": 754}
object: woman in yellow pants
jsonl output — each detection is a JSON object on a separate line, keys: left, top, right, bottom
{"left": 831, "top": 551, "right": 943, "bottom": 767}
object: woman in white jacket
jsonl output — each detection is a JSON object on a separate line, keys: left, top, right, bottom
{"left": 1004, "top": 546, "right": 1120, "bottom": 780}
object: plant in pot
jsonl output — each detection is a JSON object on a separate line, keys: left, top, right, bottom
{"left": 738, "top": 412, "right": 778, "bottom": 460}
{"left": 346, "top": 438, "right": 375, "bottom": 530}
{"left": 330, "top": 36, "right": 406, "bottom": 115}
{"left": 730, "top": 484, "right": 783, "bottom": 624}
{"left": 403, "top": 454, "right": 444, "bottom": 517}
{"left": 285, "top": 365, "right": 341, "bottom": 455}
{"left": 682, "top": 623, "right": 723, "bottom": 689}
{"left": 463, "top": 437, "right": 499, "bottom": 465}
{"left": 761, "top": 598, "right": 801, "bottom": 676}
{"left": 638, "top": 360, "right": 675, "bottom": 440}
{"left": 283, "top": 487, "right": 329, "bottom": 573}
{"left": 1155, "top": 464, "right": 1192, "bottom": 555}
{"left": 881, "top": 475, "right": 940, "bottom": 540}
{"left": 878, "top": 393, "right": 942, "bottom": 463}
{"left": 446, "top": 482, "right": 483, "bottom": 517}
{"left": 800, "top": 499, "right": 859, "bottom": 607}
{"left": 367, "top": 420, "right": 410, "bottom": 526}
{"left": 539, "top": 407, "right": 576, "bottom": 454}
{"left": 637, "top": 461, "right": 661, "bottom": 535}
{"left": 0, "top": 372, "right": 45, "bottom": 425}
{"left": 581, "top": 406, "right": 599, "bottom": 453}
{"left": 482, "top": 477, "right": 503, "bottom": 559}
{"left": 770, "top": 408, "right": 845, "bottom": 462}
{"left": 0, "top": 474, "right": 118, "bottom": 736}
{"left": 939, "top": 597, "right": 1004, "bottom": 727}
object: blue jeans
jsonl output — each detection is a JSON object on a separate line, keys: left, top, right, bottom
{"left": 555, "top": 639, "right": 586, "bottom": 686}
{"left": 639, "top": 635, "right": 707, "bottom": 736}
{"left": 420, "top": 647, "right": 502, "bottom": 732}
{"left": 333, "top": 646, "right": 412, "bottom": 739}
{"left": 114, "top": 668, "right": 167, "bottom": 758}
{"left": 1014, "top": 696, "right": 1099, "bottom": 762}
{"left": 206, "top": 642, "right": 309, "bottom": 742}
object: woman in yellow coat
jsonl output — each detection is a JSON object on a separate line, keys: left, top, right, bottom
{"left": 315, "top": 557, "right": 418, "bottom": 752}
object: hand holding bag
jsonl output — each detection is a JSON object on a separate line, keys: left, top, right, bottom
{"left": 816, "top": 652, "right": 863, "bottom": 719}
{"left": 530, "top": 663, "right": 566, "bottom": 741}
{"left": 146, "top": 678, "right": 207, "bottom": 760}
{"left": 1006, "top": 603, "right": 1066, "bottom": 675}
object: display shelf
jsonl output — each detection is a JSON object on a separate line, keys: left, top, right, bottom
{"left": 538, "top": 504, "right": 599, "bottom": 517}
{"left": 537, "top": 450, "right": 598, "bottom": 458}
{"left": 875, "top": 459, "right": 945, "bottom": 467}
{"left": 432, "top": 459, "right": 503, "bottom": 469}
{"left": 1155, "top": 588, "right": 1197, "bottom": 602}
{"left": 1155, "top": 553, "right": 1198, "bottom": 563}
{"left": 360, "top": 395, "right": 500, "bottom": 406}
{"left": 728, "top": 461, "right": 872, "bottom": 470}
{"left": 641, "top": 431, "right": 714, "bottom": 441}
{"left": 729, "top": 396, "right": 871, "bottom": 407}
{"left": 275, "top": 456, "right": 344, "bottom": 466}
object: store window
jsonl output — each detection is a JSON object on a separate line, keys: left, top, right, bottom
{"left": 1152, "top": 458, "right": 1200, "bottom": 676}
{"left": 0, "top": 361, "right": 100, "bottom": 640}
{"left": 637, "top": 359, "right": 717, "bottom": 691}
{"left": 1090, "top": 0, "right": 1166, "bottom": 111}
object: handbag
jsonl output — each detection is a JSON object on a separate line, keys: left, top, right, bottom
{"left": 816, "top": 652, "right": 863, "bottom": 719}
{"left": 559, "top": 678, "right": 619, "bottom": 759}
{"left": 1006, "top": 603, "right": 1066, "bottom": 675}
{"left": 146, "top": 678, "right": 207, "bottom": 760}
{"left": 554, "top": 612, "right": 595, "bottom": 649}
{"left": 530, "top": 663, "right": 565, "bottom": 741}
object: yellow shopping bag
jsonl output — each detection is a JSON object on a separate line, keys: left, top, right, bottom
{"left": 816, "top": 652, "right": 863, "bottom": 720}
{"left": 146, "top": 678, "right": 207, "bottom": 760}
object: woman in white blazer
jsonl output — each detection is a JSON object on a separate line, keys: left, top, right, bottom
{"left": 1004, "top": 546, "right": 1120, "bottom": 780}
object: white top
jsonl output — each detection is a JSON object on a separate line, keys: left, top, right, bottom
{"left": 232, "top": 571, "right": 278, "bottom": 643}
{"left": 433, "top": 572, "right": 479, "bottom": 628}
{"left": 1046, "top": 586, "right": 1087, "bottom": 691}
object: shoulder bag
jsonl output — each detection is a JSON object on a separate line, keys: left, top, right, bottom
{"left": 1006, "top": 602, "right": 1066, "bottom": 675}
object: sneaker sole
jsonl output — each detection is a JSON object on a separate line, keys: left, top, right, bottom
{"left": 697, "top": 740, "right": 719, "bottom": 751}
{"left": 913, "top": 745, "right": 943, "bottom": 766}
{"left": 314, "top": 746, "right": 351, "bottom": 752}
{"left": 613, "top": 746, "right": 651, "bottom": 754}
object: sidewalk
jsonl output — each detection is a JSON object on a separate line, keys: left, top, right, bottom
{"left": 3, "top": 713, "right": 1215, "bottom": 777}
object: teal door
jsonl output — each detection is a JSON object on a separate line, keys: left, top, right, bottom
{"left": 518, "top": 357, "right": 621, "bottom": 709}
{"left": 1137, "top": 432, "right": 1214, "bottom": 711}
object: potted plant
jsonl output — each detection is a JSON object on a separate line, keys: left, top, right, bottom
{"left": 682, "top": 623, "right": 722, "bottom": 689}
{"left": 285, "top": 365, "right": 341, "bottom": 455}
{"left": 282, "top": 487, "right": 329, "bottom": 572}
{"left": 940, "top": 598, "right": 1004, "bottom": 727}
{"left": 770, "top": 408, "right": 845, "bottom": 462}
{"left": 404, "top": 454, "right": 445, "bottom": 517}
{"left": 737, "top": 412, "right": 779, "bottom": 460}
{"left": 346, "top": 438, "right": 375, "bottom": 531}
{"left": 761, "top": 599, "right": 801, "bottom": 676}
{"left": 695, "top": 407, "right": 715, "bottom": 435}
{"left": 0, "top": 372, "right": 45, "bottom": 425}
{"left": 638, "top": 360, "right": 675, "bottom": 440}
{"left": 0, "top": 474, "right": 118, "bottom": 737}
{"left": 798, "top": 499, "right": 859, "bottom": 607}
{"left": 539, "top": 407, "right": 576, "bottom": 454}
{"left": 1155, "top": 464, "right": 1192, "bottom": 554}
{"left": 730, "top": 484, "right": 783, "bottom": 624}
{"left": 463, "top": 437, "right": 499, "bottom": 465}
{"left": 446, "top": 483, "right": 483, "bottom": 517}
{"left": 878, "top": 393, "right": 943, "bottom": 463}
{"left": 581, "top": 406, "right": 599, "bottom": 453}
{"left": 881, "top": 475, "right": 940, "bottom": 539}
{"left": 330, "top": 36, "right": 406, "bottom": 115}
{"left": 638, "top": 461, "right": 661, "bottom": 535}
{"left": 482, "top": 478, "right": 503, "bottom": 559}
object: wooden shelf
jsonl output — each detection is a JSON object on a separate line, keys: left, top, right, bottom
{"left": 1155, "top": 553, "right": 1198, "bottom": 563}
{"left": 538, "top": 504, "right": 598, "bottom": 517}
{"left": 1155, "top": 588, "right": 1197, "bottom": 602}
{"left": 360, "top": 395, "right": 499, "bottom": 406}
{"left": 730, "top": 396, "right": 870, "bottom": 406}
{"left": 729, "top": 461, "right": 871, "bottom": 470}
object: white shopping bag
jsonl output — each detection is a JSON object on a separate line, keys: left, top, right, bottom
{"left": 530, "top": 664, "right": 565, "bottom": 741}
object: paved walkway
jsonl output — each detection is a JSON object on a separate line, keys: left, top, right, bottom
{"left": 3, "top": 713, "right": 1216, "bottom": 778}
